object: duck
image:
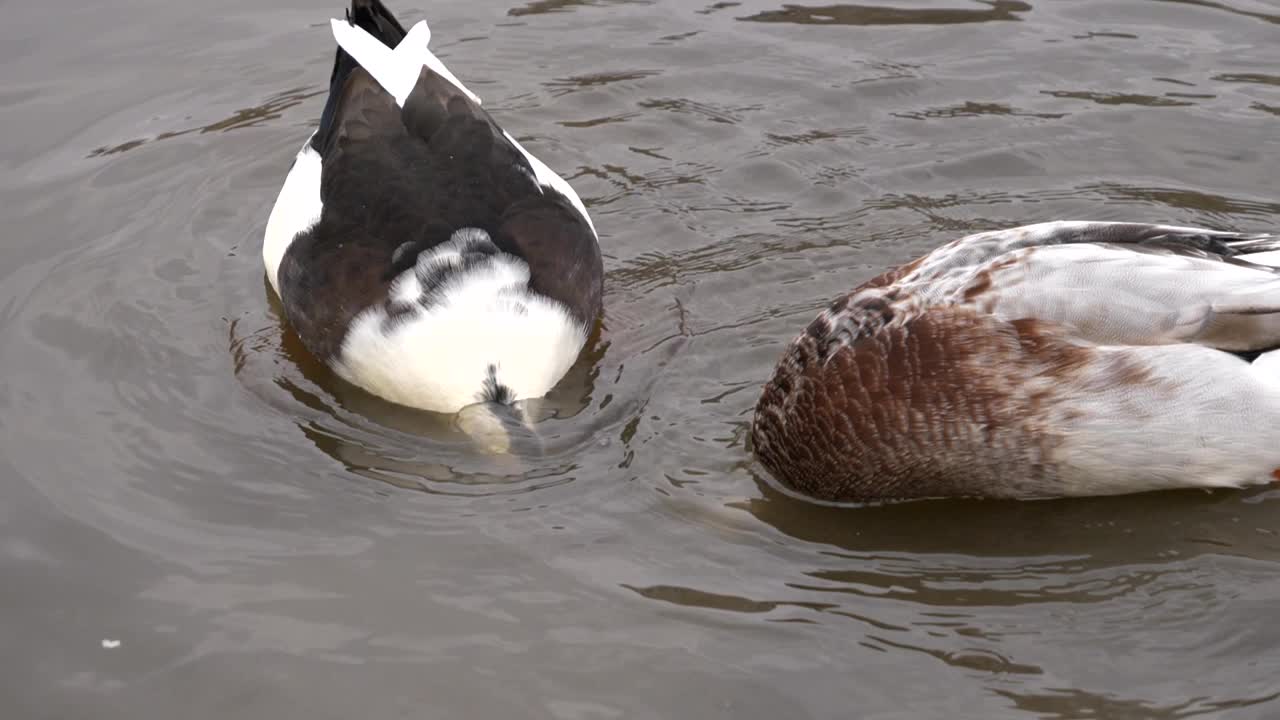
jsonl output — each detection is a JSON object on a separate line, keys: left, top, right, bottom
{"left": 262, "top": 0, "right": 602, "bottom": 415}
{"left": 751, "top": 221, "right": 1280, "bottom": 502}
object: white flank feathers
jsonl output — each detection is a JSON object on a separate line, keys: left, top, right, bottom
{"left": 1049, "top": 343, "right": 1280, "bottom": 495}
{"left": 262, "top": 136, "right": 323, "bottom": 296}
{"left": 1243, "top": 250, "right": 1280, "bottom": 267}
{"left": 1253, "top": 347, "right": 1280, "bottom": 376}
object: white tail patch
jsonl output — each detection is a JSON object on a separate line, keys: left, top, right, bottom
{"left": 329, "top": 19, "right": 481, "bottom": 108}
{"left": 336, "top": 254, "right": 587, "bottom": 414}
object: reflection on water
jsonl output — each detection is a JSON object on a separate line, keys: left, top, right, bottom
{"left": 1155, "top": 0, "right": 1280, "bottom": 26}
{"left": 994, "top": 686, "right": 1280, "bottom": 719}
{"left": 231, "top": 280, "right": 618, "bottom": 495}
{"left": 1214, "top": 73, "right": 1280, "bottom": 87}
{"left": 3, "top": 0, "right": 1280, "bottom": 717}
{"left": 1041, "top": 89, "right": 1196, "bottom": 108}
{"left": 741, "top": 474, "right": 1275, "bottom": 562}
{"left": 88, "top": 88, "right": 325, "bottom": 158}
{"left": 893, "top": 100, "right": 1068, "bottom": 121}
{"left": 508, "top": 0, "right": 653, "bottom": 17}
{"left": 739, "top": 0, "right": 1031, "bottom": 26}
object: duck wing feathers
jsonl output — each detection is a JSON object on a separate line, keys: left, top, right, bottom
{"left": 899, "top": 222, "right": 1280, "bottom": 351}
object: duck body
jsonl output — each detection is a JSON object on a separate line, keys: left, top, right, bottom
{"left": 263, "top": 0, "right": 602, "bottom": 413}
{"left": 751, "top": 222, "right": 1280, "bottom": 501}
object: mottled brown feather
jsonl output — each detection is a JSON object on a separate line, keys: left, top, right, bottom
{"left": 752, "top": 300, "right": 1112, "bottom": 500}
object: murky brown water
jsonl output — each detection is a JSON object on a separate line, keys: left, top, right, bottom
{"left": 3, "top": 0, "right": 1280, "bottom": 717}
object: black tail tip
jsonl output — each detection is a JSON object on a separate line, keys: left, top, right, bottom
{"left": 481, "top": 365, "right": 516, "bottom": 405}
{"left": 346, "top": 0, "right": 408, "bottom": 42}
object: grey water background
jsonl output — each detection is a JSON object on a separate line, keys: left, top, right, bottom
{"left": 2, "top": 0, "right": 1279, "bottom": 717}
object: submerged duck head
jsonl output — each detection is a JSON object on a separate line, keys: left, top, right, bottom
{"left": 262, "top": 0, "right": 603, "bottom": 423}
{"left": 752, "top": 222, "right": 1280, "bottom": 502}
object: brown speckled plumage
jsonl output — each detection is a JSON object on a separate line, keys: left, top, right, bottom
{"left": 752, "top": 222, "right": 1280, "bottom": 501}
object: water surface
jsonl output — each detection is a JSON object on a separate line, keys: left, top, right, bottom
{"left": 3, "top": 0, "right": 1279, "bottom": 717}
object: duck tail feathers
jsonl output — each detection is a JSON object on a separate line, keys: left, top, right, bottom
{"left": 348, "top": 0, "right": 408, "bottom": 47}
{"left": 330, "top": 12, "right": 481, "bottom": 109}
{"left": 1228, "top": 233, "right": 1280, "bottom": 268}
{"left": 315, "top": 0, "right": 410, "bottom": 147}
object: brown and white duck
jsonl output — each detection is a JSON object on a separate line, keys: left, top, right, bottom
{"left": 751, "top": 221, "right": 1280, "bottom": 501}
